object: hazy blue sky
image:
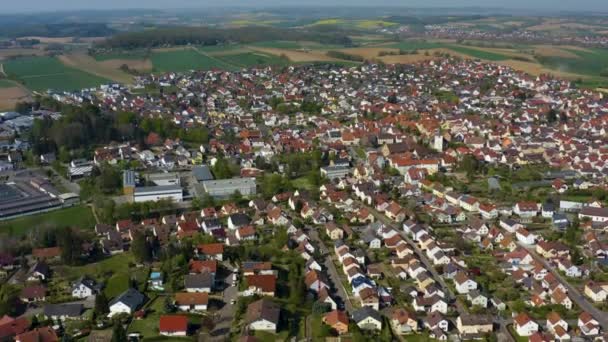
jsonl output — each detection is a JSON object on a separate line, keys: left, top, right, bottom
{"left": 4, "top": 0, "right": 607, "bottom": 13}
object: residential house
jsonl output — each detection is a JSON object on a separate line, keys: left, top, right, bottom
{"left": 352, "top": 307, "right": 382, "bottom": 331}
{"left": 454, "top": 272, "right": 477, "bottom": 294}
{"left": 159, "top": 315, "right": 188, "bottom": 337}
{"left": 246, "top": 275, "right": 277, "bottom": 297}
{"left": 456, "top": 314, "right": 493, "bottom": 338}
{"left": 108, "top": 288, "right": 145, "bottom": 317}
{"left": 391, "top": 308, "right": 418, "bottom": 334}
{"left": 174, "top": 292, "right": 208, "bottom": 312}
{"left": 184, "top": 273, "right": 213, "bottom": 293}
{"left": 322, "top": 310, "right": 349, "bottom": 335}
{"left": 514, "top": 313, "right": 539, "bottom": 337}
{"left": 246, "top": 299, "right": 280, "bottom": 333}
{"left": 43, "top": 304, "right": 83, "bottom": 322}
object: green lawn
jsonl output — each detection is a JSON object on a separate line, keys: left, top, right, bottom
{"left": 151, "top": 49, "right": 237, "bottom": 72}
{"left": 0, "top": 205, "right": 95, "bottom": 236}
{"left": 54, "top": 253, "right": 149, "bottom": 298}
{"left": 217, "top": 52, "right": 289, "bottom": 68}
{"left": 291, "top": 177, "right": 315, "bottom": 191}
{"left": 446, "top": 45, "right": 510, "bottom": 61}
{"left": 3, "top": 56, "right": 111, "bottom": 92}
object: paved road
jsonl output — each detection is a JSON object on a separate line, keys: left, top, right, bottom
{"left": 209, "top": 282, "right": 238, "bottom": 341}
{"left": 309, "top": 229, "right": 354, "bottom": 313}
{"left": 521, "top": 243, "right": 608, "bottom": 330}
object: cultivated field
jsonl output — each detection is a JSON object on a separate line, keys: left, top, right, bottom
{"left": 0, "top": 48, "right": 47, "bottom": 60}
{"left": 3, "top": 56, "right": 111, "bottom": 92}
{"left": 151, "top": 48, "right": 237, "bottom": 72}
{"left": 247, "top": 46, "right": 341, "bottom": 62}
{"left": 59, "top": 53, "right": 134, "bottom": 84}
{"left": 0, "top": 80, "right": 31, "bottom": 110}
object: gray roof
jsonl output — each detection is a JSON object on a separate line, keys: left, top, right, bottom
{"left": 202, "top": 177, "right": 256, "bottom": 190}
{"left": 184, "top": 273, "right": 213, "bottom": 289}
{"left": 352, "top": 306, "right": 382, "bottom": 323}
{"left": 44, "top": 303, "right": 83, "bottom": 317}
{"left": 109, "top": 288, "right": 145, "bottom": 310}
{"left": 134, "top": 185, "right": 182, "bottom": 195}
{"left": 193, "top": 165, "right": 214, "bottom": 182}
{"left": 229, "top": 213, "right": 251, "bottom": 226}
{"left": 73, "top": 276, "right": 101, "bottom": 292}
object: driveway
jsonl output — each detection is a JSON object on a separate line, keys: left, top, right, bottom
{"left": 208, "top": 283, "right": 238, "bottom": 341}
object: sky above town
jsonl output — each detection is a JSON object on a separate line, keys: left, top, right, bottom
{"left": 4, "top": 0, "right": 608, "bottom": 13}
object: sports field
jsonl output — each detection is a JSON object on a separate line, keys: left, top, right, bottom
{"left": 3, "top": 56, "right": 111, "bottom": 92}
{"left": 0, "top": 205, "right": 96, "bottom": 236}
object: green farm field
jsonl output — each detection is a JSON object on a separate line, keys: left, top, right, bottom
{"left": 150, "top": 49, "right": 237, "bottom": 72}
{"left": 3, "top": 56, "right": 111, "bottom": 92}
{"left": 217, "top": 52, "right": 290, "bottom": 68}
{"left": 93, "top": 50, "right": 150, "bottom": 61}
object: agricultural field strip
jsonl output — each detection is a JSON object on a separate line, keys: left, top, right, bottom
{"left": 191, "top": 47, "right": 242, "bottom": 70}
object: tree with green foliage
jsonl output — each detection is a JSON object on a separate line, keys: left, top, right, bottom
{"left": 0, "top": 284, "right": 20, "bottom": 317}
{"left": 111, "top": 322, "right": 127, "bottom": 342}
{"left": 546, "top": 108, "right": 558, "bottom": 123}
{"left": 211, "top": 156, "right": 236, "bottom": 179}
{"left": 94, "top": 292, "right": 109, "bottom": 317}
{"left": 131, "top": 231, "right": 152, "bottom": 263}
{"left": 59, "top": 227, "right": 82, "bottom": 266}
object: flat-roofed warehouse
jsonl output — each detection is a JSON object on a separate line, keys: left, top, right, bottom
{"left": 202, "top": 178, "right": 256, "bottom": 198}
{"left": 133, "top": 185, "right": 183, "bottom": 203}
{"left": 0, "top": 182, "right": 63, "bottom": 220}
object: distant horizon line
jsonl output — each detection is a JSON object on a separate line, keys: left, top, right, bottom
{"left": 2, "top": 5, "right": 606, "bottom": 16}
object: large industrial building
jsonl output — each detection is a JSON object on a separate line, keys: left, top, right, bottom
{"left": 133, "top": 185, "right": 183, "bottom": 203}
{"left": 123, "top": 170, "right": 184, "bottom": 203}
{"left": 0, "top": 178, "right": 78, "bottom": 220}
{"left": 201, "top": 178, "right": 256, "bottom": 198}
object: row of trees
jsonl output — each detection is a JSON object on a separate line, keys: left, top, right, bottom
{"left": 96, "top": 26, "right": 352, "bottom": 50}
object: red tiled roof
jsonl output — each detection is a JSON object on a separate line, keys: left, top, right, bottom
{"left": 159, "top": 315, "right": 188, "bottom": 333}
{"left": 198, "top": 243, "right": 224, "bottom": 255}
{"left": 246, "top": 274, "right": 276, "bottom": 293}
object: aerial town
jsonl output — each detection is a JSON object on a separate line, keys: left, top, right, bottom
{"left": 0, "top": 55, "right": 607, "bottom": 342}
{"left": 0, "top": 2, "right": 608, "bottom": 342}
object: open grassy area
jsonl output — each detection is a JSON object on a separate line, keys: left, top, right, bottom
{"left": 151, "top": 49, "right": 237, "bottom": 72}
{"left": 54, "top": 253, "right": 149, "bottom": 298}
{"left": 3, "top": 56, "right": 111, "bottom": 92}
{"left": 0, "top": 205, "right": 96, "bottom": 236}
